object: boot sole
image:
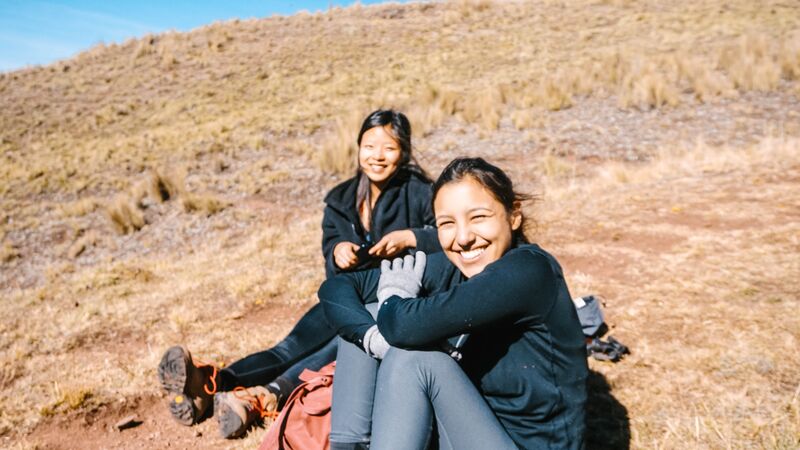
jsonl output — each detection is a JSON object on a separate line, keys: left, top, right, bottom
{"left": 158, "top": 346, "right": 197, "bottom": 426}
{"left": 168, "top": 393, "right": 197, "bottom": 426}
{"left": 215, "top": 394, "right": 247, "bottom": 439}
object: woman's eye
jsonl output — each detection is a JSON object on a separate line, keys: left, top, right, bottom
{"left": 437, "top": 221, "right": 454, "bottom": 228}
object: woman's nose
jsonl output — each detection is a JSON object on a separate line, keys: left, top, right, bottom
{"left": 455, "top": 224, "right": 475, "bottom": 248}
{"left": 372, "top": 147, "right": 386, "bottom": 160}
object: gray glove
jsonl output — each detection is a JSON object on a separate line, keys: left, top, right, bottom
{"left": 377, "top": 251, "right": 427, "bottom": 307}
{"left": 363, "top": 325, "right": 390, "bottom": 359}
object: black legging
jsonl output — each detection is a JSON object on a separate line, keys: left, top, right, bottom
{"left": 218, "top": 303, "right": 338, "bottom": 393}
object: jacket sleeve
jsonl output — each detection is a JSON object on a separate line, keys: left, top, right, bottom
{"left": 322, "top": 206, "right": 347, "bottom": 279}
{"left": 409, "top": 182, "right": 442, "bottom": 254}
{"left": 318, "top": 268, "right": 381, "bottom": 350}
{"left": 378, "top": 249, "right": 557, "bottom": 347}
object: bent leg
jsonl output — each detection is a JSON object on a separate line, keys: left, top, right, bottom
{"left": 330, "top": 337, "right": 378, "bottom": 447}
{"left": 371, "top": 348, "right": 517, "bottom": 450}
{"left": 330, "top": 303, "right": 380, "bottom": 448}
{"left": 219, "top": 303, "right": 335, "bottom": 390}
{"left": 269, "top": 337, "right": 338, "bottom": 407}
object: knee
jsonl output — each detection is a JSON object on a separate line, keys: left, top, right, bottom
{"left": 380, "top": 347, "right": 455, "bottom": 382}
{"left": 384, "top": 347, "right": 453, "bottom": 366}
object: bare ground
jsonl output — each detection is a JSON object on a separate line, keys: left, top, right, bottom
{"left": 2, "top": 90, "right": 797, "bottom": 449}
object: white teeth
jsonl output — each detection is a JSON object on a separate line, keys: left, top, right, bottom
{"left": 460, "top": 248, "right": 485, "bottom": 260}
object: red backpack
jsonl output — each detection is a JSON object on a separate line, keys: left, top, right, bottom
{"left": 259, "top": 362, "right": 335, "bottom": 450}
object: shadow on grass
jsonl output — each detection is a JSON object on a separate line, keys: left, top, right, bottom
{"left": 586, "top": 369, "right": 630, "bottom": 450}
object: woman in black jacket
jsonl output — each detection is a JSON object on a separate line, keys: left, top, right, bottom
{"left": 320, "top": 157, "right": 588, "bottom": 450}
{"left": 157, "top": 110, "right": 441, "bottom": 439}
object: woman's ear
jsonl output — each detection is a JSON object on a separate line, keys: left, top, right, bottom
{"left": 510, "top": 201, "right": 523, "bottom": 231}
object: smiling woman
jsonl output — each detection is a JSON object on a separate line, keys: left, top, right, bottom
{"left": 156, "top": 108, "right": 442, "bottom": 440}
{"left": 325, "top": 109, "right": 438, "bottom": 276}
{"left": 320, "top": 157, "right": 588, "bottom": 450}
{"left": 431, "top": 158, "right": 527, "bottom": 278}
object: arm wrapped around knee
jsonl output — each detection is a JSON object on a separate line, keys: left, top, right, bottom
{"left": 363, "top": 325, "right": 390, "bottom": 359}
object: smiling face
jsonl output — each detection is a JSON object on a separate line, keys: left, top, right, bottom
{"left": 358, "top": 125, "right": 402, "bottom": 189}
{"left": 434, "top": 176, "right": 522, "bottom": 278}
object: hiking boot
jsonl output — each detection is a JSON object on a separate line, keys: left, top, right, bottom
{"left": 214, "top": 386, "right": 279, "bottom": 439}
{"left": 157, "top": 345, "right": 219, "bottom": 426}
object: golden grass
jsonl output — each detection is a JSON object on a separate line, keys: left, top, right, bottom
{"left": 104, "top": 195, "right": 145, "bottom": 235}
{"left": 316, "top": 109, "right": 364, "bottom": 175}
{"left": 181, "top": 193, "right": 230, "bottom": 216}
{"left": 1, "top": 0, "right": 797, "bottom": 193}
{"left": 0, "top": 215, "right": 322, "bottom": 441}
{"left": 39, "top": 387, "right": 94, "bottom": 417}
{"left": 532, "top": 135, "right": 800, "bottom": 449}
{"left": 459, "top": 86, "right": 504, "bottom": 132}
{"left": 3, "top": 130, "right": 797, "bottom": 448}
{"left": 1, "top": 1, "right": 800, "bottom": 448}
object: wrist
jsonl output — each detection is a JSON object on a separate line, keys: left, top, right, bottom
{"left": 405, "top": 229, "right": 417, "bottom": 248}
{"left": 378, "top": 286, "right": 413, "bottom": 303}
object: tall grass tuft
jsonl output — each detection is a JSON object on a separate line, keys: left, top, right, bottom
{"left": 181, "top": 193, "right": 229, "bottom": 216}
{"left": 459, "top": 86, "right": 504, "bottom": 132}
{"left": 719, "top": 34, "right": 782, "bottom": 91}
{"left": 105, "top": 195, "right": 145, "bottom": 235}
{"left": 145, "top": 169, "right": 186, "bottom": 203}
{"left": 316, "top": 110, "right": 364, "bottom": 175}
{"left": 617, "top": 58, "right": 679, "bottom": 109}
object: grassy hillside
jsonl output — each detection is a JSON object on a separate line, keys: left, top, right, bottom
{"left": 1, "top": 0, "right": 799, "bottom": 448}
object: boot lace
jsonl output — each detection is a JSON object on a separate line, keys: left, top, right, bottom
{"left": 202, "top": 365, "right": 218, "bottom": 395}
{"left": 189, "top": 357, "right": 219, "bottom": 395}
{"left": 233, "top": 387, "right": 280, "bottom": 419}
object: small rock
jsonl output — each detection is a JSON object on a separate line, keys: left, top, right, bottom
{"left": 194, "top": 430, "right": 202, "bottom": 437}
{"left": 115, "top": 414, "right": 142, "bottom": 431}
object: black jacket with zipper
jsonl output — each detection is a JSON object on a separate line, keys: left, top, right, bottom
{"left": 321, "top": 168, "right": 440, "bottom": 279}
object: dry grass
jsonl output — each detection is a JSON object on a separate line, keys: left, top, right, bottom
{"left": 459, "top": 86, "right": 505, "bottom": 133}
{"left": 0, "top": 215, "right": 322, "bottom": 443}
{"left": 316, "top": 109, "right": 364, "bottom": 175}
{"left": 1, "top": 0, "right": 797, "bottom": 193}
{"left": 104, "top": 195, "right": 145, "bottom": 235}
{"left": 534, "top": 135, "right": 800, "bottom": 449}
{"left": 1, "top": 1, "right": 800, "bottom": 448}
{"left": 181, "top": 193, "right": 229, "bottom": 216}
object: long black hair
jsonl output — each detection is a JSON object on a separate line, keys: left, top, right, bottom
{"left": 432, "top": 157, "right": 531, "bottom": 244}
{"left": 355, "top": 109, "right": 430, "bottom": 221}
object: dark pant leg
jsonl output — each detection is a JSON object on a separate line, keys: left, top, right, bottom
{"left": 218, "top": 303, "right": 336, "bottom": 391}
{"left": 330, "top": 337, "right": 378, "bottom": 447}
{"left": 371, "top": 348, "right": 517, "bottom": 450}
{"left": 329, "top": 303, "right": 380, "bottom": 447}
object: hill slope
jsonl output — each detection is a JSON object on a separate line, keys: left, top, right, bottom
{"left": 0, "top": 1, "right": 799, "bottom": 449}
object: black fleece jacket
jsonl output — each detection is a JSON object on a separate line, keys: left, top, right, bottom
{"left": 321, "top": 169, "right": 440, "bottom": 278}
{"left": 318, "top": 244, "right": 588, "bottom": 450}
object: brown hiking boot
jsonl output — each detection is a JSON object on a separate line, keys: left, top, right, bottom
{"left": 214, "top": 386, "right": 279, "bottom": 439}
{"left": 157, "top": 345, "right": 219, "bottom": 426}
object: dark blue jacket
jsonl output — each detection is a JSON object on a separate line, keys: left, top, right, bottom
{"left": 318, "top": 244, "right": 588, "bottom": 450}
{"left": 321, "top": 169, "right": 440, "bottom": 278}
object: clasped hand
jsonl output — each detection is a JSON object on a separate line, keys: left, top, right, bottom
{"left": 364, "top": 251, "right": 427, "bottom": 360}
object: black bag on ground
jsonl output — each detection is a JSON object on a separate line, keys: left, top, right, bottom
{"left": 574, "top": 295, "right": 630, "bottom": 362}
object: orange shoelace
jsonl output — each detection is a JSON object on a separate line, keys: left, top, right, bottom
{"left": 233, "top": 386, "right": 280, "bottom": 419}
{"left": 202, "top": 365, "right": 218, "bottom": 396}
{"left": 189, "top": 357, "right": 219, "bottom": 396}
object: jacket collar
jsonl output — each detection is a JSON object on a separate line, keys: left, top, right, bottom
{"left": 324, "top": 169, "right": 412, "bottom": 214}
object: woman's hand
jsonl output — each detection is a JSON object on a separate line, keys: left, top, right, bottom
{"left": 377, "top": 252, "right": 427, "bottom": 306}
{"left": 368, "top": 229, "right": 416, "bottom": 258}
{"left": 333, "top": 241, "right": 360, "bottom": 269}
